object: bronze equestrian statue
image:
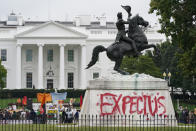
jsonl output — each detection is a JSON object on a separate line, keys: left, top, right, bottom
{"left": 115, "top": 6, "right": 141, "bottom": 57}
{"left": 86, "top": 5, "right": 160, "bottom": 75}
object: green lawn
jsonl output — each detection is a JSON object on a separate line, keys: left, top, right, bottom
{"left": 0, "top": 124, "right": 195, "bottom": 131}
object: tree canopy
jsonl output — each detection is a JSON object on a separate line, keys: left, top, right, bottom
{"left": 0, "top": 60, "right": 7, "bottom": 90}
{"left": 121, "top": 55, "right": 161, "bottom": 78}
{"left": 146, "top": 41, "right": 196, "bottom": 93}
{"left": 149, "top": 0, "right": 196, "bottom": 78}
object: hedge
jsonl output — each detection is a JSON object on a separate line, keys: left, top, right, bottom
{"left": 0, "top": 89, "right": 86, "bottom": 98}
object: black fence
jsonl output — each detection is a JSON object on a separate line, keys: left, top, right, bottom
{"left": 0, "top": 114, "right": 196, "bottom": 131}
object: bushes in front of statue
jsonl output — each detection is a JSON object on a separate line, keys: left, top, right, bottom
{"left": 0, "top": 89, "right": 86, "bottom": 98}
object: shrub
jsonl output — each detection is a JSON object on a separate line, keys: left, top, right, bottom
{"left": 0, "top": 89, "right": 86, "bottom": 98}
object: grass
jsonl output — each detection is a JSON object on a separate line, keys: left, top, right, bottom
{"left": 0, "top": 124, "right": 195, "bottom": 131}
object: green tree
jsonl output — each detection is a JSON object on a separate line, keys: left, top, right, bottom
{"left": 0, "top": 60, "right": 7, "bottom": 90}
{"left": 149, "top": 0, "right": 196, "bottom": 78}
{"left": 146, "top": 41, "right": 182, "bottom": 87}
{"left": 146, "top": 41, "right": 195, "bottom": 97}
{"left": 121, "top": 55, "right": 161, "bottom": 78}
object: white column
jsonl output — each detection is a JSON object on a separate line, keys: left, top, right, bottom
{"left": 16, "top": 44, "right": 22, "bottom": 89}
{"left": 59, "top": 43, "right": 66, "bottom": 89}
{"left": 80, "top": 44, "right": 87, "bottom": 89}
{"left": 37, "top": 43, "right": 44, "bottom": 89}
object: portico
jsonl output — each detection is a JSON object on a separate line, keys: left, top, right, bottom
{"left": 15, "top": 21, "right": 87, "bottom": 89}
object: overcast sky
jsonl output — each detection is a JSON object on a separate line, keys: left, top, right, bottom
{"left": 0, "top": 0, "right": 159, "bottom": 24}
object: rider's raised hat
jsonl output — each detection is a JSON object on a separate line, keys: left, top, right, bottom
{"left": 121, "top": 5, "right": 132, "bottom": 16}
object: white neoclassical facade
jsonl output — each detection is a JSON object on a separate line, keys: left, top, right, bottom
{"left": 0, "top": 13, "right": 165, "bottom": 90}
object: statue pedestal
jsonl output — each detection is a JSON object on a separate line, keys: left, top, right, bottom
{"left": 81, "top": 73, "right": 176, "bottom": 126}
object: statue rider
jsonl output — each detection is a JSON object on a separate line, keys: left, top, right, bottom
{"left": 115, "top": 6, "right": 141, "bottom": 57}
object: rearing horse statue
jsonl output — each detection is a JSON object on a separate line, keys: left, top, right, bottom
{"left": 86, "top": 14, "right": 160, "bottom": 75}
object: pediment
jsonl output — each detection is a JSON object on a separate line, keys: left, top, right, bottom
{"left": 16, "top": 21, "right": 87, "bottom": 38}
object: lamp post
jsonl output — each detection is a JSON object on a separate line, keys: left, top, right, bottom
{"left": 163, "top": 69, "right": 173, "bottom": 96}
{"left": 192, "top": 76, "right": 195, "bottom": 99}
{"left": 0, "top": 69, "right": 2, "bottom": 90}
{"left": 168, "top": 72, "right": 171, "bottom": 85}
{"left": 163, "top": 69, "right": 171, "bottom": 86}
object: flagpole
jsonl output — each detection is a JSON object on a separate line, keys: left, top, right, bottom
{"left": 55, "top": 89, "right": 60, "bottom": 123}
{"left": 57, "top": 100, "right": 59, "bottom": 123}
{"left": 47, "top": 0, "right": 51, "bottom": 20}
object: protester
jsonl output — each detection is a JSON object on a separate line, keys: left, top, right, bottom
{"left": 67, "top": 108, "right": 73, "bottom": 123}
{"left": 189, "top": 111, "right": 194, "bottom": 124}
{"left": 30, "top": 109, "right": 36, "bottom": 124}
{"left": 62, "top": 109, "right": 66, "bottom": 123}
{"left": 74, "top": 110, "right": 79, "bottom": 123}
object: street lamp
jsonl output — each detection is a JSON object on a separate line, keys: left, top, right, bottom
{"left": 168, "top": 72, "right": 171, "bottom": 85}
{"left": 163, "top": 69, "right": 173, "bottom": 97}
{"left": 163, "top": 72, "right": 166, "bottom": 79}
{"left": 163, "top": 69, "right": 171, "bottom": 86}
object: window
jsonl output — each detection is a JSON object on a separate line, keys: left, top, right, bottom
{"left": 93, "top": 72, "right": 99, "bottom": 79}
{"left": 47, "top": 49, "right": 53, "bottom": 62}
{"left": 26, "top": 49, "right": 32, "bottom": 62}
{"left": 8, "top": 16, "right": 17, "bottom": 21}
{"left": 67, "top": 73, "right": 74, "bottom": 88}
{"left": 68, "top": 50, "right": 74, "bottom": 62}
{"left": 26, "top": 72, "right": 32, "bottom": 88}
{"left": 1, "top": 49, "right": 7, "bottom": 61}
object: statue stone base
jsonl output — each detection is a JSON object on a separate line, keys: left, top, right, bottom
{"left": 80, "top": 73, "right": 176, "bottom": 126}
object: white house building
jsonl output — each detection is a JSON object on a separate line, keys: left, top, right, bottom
{"left": 0, "top": 13, "right": 165, "bottom": 90}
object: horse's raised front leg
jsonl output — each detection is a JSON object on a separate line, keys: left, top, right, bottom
{"left": 114, "top": 58, "right": 130, "bottom": 75}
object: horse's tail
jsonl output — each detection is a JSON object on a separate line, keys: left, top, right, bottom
{"left": 86, "top": 45, "right": 107, "bottom": 69}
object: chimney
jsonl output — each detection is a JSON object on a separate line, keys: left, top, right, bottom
{"left": 17, "top": 13, "right": 24, "bottom": 26}
{"left": 75, "top": 16, "right": 80, "bottom": 27}
{"left": 99, "top": 16, "right": 106, "bottom": 26}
